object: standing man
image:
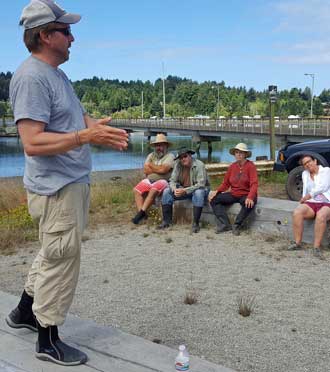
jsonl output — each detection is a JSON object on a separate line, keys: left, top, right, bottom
{"left": 132, "top": 133, "right": 174, "bottom": 224}
{"left": 6, "top": 0, "right": 128, "bottom": 366}
{"left": 158, "top": 147, "right": 210, "bottom": 233}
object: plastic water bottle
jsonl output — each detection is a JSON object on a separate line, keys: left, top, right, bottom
{"left": 175, "top": 344, "right": 190, "bottom": 371}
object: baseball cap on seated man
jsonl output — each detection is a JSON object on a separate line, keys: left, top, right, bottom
{"left": 20, "top": 0, "right": 81, "bottom": 30}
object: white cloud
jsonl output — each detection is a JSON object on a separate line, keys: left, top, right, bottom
{"left": 269, "top": 1, "right": 330, "bottom": 64}
{"left": 291, "top": 41, "right": 330, "bottom": 51}
{"left": 274, "top": 53, "right": 330, "bottom": 64}
{"left": 273, "top": 0, "right": 330, "bottom": 33}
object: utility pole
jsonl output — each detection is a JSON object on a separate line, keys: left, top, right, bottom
{"left": 141, "top": 91, "right": 144, "bottom": 119}
{"left": 212, "top": 85, "right": 220, "bottom": 119}
{"left": 162, "top": 62, "right": 166, "bottom": 119}
{"left": 268, "top": 85, "right": 277, "bottom": 161}
{"left": 304, "top": 73, "right": 315, "bottom": 118}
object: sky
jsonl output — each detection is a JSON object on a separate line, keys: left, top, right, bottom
{"left": 1, "top": 0, "right": 330, "bottom": 94}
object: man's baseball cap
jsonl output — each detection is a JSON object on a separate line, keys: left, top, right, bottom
{"left": 20, "top": 0, "right": 81, "bottom": 30}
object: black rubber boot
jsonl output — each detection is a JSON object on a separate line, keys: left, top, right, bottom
{"left": 6, "top": 290, "right": 37, "bottom": 332}
{"left": 233, "top": 202, "right": 255, "bottom": 235}
{"left": 210, "top": 201, "right": 231, "bottom": 234}
{"left": 131, "top": 209, "right": 147, "bottom": 224}
{"left": 232, "top": 224, "right": 241, "bottom": 236}
{"left": 191, "top": 206, "right": 203, "bottom": 233}
{"left": 157, "top": 204, "right": 173, "bottom": 229}
{"left": 36, "top": 323, "right": 88, "bottom": 366}
{"left": 211, "top": 203, "right": 231, "bottom": 234}
{"left": 214, "top": 219, "right": 232, "bottom": 234}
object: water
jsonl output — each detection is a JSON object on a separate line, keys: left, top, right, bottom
{"left": 0, "top": 133, "right": 280, "bottom": 178}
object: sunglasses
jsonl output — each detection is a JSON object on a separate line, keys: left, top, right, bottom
{"left": 179, "top": 154, "right": 189, "bottom": 160}
{"left": 49, "top": 27, "right": 72, "bottom": 37}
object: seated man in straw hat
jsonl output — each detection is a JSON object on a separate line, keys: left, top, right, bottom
{"left": 132, "top": 133, "right": 175, "bottom": 224}
{"left": 158, "top": 146, "right": 210, "bottom": 233}
{"left": 208, "top": 143, "right": 258, "bottom": 236}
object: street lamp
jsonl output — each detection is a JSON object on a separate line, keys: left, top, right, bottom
{"left": 162, "top": 62, "right": 166, "bottom": 119}
{"left": 304, "top": 73, "right": 315, "bottom": 118}
{"left": 141, "top": 90, "right": 144, "bottom": 119}
{"left": 212, "top": 85, "right": 220, "bottom": 119}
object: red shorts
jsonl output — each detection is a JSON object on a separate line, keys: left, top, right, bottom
{"left": 304, "top": 201, "right": 330, "bottom": 215}
{"left": 134, "top": 178, "right": 168, "bottom": 194}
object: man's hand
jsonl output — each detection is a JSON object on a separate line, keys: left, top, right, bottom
{"left": 80, "top": 123, "right": 128, "bottom": 151}
{"left": 300, "top": 194, "right": 311, "bottom": 204}
{"left": 84, "top": 115, "right": 112, "bottom": 129}
{"left": 245, "top": 198, "right": 254, "bottom": 208}
{"left": 208, "top": 190, "right": 217, "bottom": 202}
{"left": 144, "top": 163, "right": 153, "bottom": 175}
{"left": 174, "top": 188, "right": 186, "bottom": 197}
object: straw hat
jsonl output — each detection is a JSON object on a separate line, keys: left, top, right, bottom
{"left": 150, "top": 133, "right": 172, "bottom": 146}
{"left": 229, "top": 143, "right": 252, "bottom": 158}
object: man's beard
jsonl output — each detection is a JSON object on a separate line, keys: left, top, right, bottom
{"left": 155, "top": 150, "right": 165, "bottom": 158}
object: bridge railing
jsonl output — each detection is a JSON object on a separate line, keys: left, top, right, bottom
{"left": 111, "top": 118, "right": 330, "bottom": 137}
{"left": 3, "top": 118, "right": 330, "bottom": 138}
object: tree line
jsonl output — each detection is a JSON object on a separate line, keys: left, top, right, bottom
{"left": 1, "top": 71, "right": 330, "bottom": 119}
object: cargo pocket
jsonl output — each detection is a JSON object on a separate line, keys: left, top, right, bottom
{"left": 41, "top": 209, "right": 79, "bottom": 260}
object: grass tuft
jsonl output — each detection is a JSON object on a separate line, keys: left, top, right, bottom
{"left": 184, "top": 273, "right": 199, "bottom": 305}
{"left": 238, "top": 295, "right": 255, "bottom": 317}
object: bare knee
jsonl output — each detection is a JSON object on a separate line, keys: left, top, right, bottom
{"left": 293, "top": 208, "right": 304, "bottom": 220}
{"left": 315, "top": 213, "right": 327, "bottom": 225}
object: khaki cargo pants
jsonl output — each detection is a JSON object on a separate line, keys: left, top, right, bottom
{"left": 24, "top": 183, "right": 90, "bottom": 328}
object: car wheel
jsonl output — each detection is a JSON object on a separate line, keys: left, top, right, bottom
{"left": 285, "top": 166, "right": 303, "bottom": 201}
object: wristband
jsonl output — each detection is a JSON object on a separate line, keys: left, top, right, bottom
{"left": 75, "top": 130, "right": 82, "bottom": 146}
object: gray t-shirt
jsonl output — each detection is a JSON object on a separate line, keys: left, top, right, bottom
{"left": 10, "top": 56, "right": 91, "bottom": 195}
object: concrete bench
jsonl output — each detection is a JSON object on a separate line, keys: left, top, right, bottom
{"left": 172, "top": 197, "right": 330, "bottom": 247}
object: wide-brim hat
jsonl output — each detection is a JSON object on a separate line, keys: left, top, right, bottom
{"left": 20, "top": 0, "right": 81, "bottom": 30}
{"left": 229, "top": 143, "right": 252, "bottom": 158}
{"left": 150, "top": 133, "right": 172, "bottom": 146}
{"left": 174, "top": 146, "right": 196, "bottom": 160}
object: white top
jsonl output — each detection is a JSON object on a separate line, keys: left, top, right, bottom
{"left": 302, "top": 165, "right": 330, "bottom": 202}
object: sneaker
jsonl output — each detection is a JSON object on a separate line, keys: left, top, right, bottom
{"left": 36, "top": 339, "right": 88, "bottom": 366}
{"left": 312, "top": 248, "right": 325, "bottom": 260}
{"left": 232, "top": 224, "right": 241, "bottom": 236}
{"left": 287, "top": 242, "right": 302, "bottom": 251}
{"left": 131, "top": 210, "right": 147, "bottom": 224}
{"left": 6, "top": 307, "right": 37, "bottom": 332}
{"left": 191, "top": 222, "right": 200, "bottom": 233}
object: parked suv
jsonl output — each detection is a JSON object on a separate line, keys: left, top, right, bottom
{"left": 274, "top": 139, "right": 330, "bottom": 201}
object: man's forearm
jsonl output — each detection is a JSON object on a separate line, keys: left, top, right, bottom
{"left": 22, "top": 130, "right": 86, "bottom": 156}
{"left": 148, "top": 163, "right": 171, "bottom": 174}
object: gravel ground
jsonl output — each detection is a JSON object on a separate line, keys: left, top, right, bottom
{"left": 1, "top": 223, "right": 330, "bottom": 372}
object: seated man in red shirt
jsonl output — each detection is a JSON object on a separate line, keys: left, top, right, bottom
{"left": 208, "top": 143, "right": 258, "bottom": 235}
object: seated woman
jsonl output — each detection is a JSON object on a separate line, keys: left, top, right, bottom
{"left": 208, "top": 143, "right": 258, "bottom": 235}
{"left": 289, "top": 154, "right": 330, "bottom": 258}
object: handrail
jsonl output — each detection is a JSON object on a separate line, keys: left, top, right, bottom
{"left": 110, "top": 118, "right": 330, "bottom": 137}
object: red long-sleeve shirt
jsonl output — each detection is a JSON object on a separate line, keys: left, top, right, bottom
{"left": 216, "top": 160, "right": 258, "bottom": 200}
